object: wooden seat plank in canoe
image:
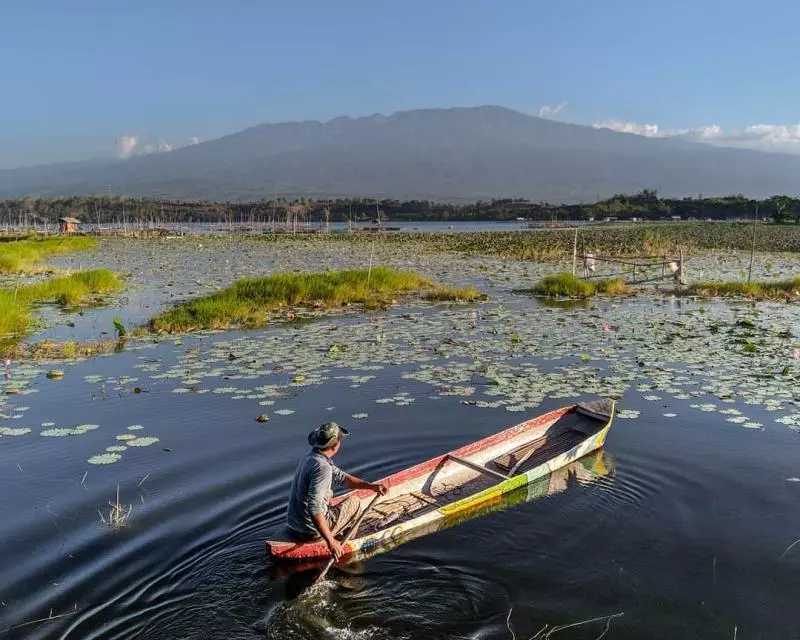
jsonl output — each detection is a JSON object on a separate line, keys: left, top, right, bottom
{"left": 490, "top": 430, "right": 585, "bottom": 475}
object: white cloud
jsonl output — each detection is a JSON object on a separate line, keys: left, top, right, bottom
{"left": 592, "top": 119, "right": 800, "bottom": 154}
{"left": 115, "top": 133, "right": 199, "bottom": 158}
{"left": 115, "top": 134, "right": 139, "bottom": 159}
{"left": 593, "top": 119, "right": 661, "bottom": 137}
{"left": 538, "top": 101, "right": 568, "bottom": 119}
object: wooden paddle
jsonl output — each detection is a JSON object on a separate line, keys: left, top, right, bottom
{"left": 316, "top": 492, "right": 381, "bottom": 584}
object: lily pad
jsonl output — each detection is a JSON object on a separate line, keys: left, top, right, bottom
{"left": 88, "top": 453, "right": 121, "bottom": 465}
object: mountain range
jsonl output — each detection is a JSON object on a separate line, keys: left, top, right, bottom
{"left": 2, "top": 106, "right": 800, "bottom": 203}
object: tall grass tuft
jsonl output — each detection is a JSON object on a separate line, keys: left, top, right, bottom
{"left": 0, "top": 290, "right": 31, "bottom": 337}
{"left": 531, "top": 273, "right": 629, "bottom": 298}
{"left": 18, "top": 269, "right": 121, "bottom": 306}
{"left": 0, "top": 236, "right": 96, "bottom": 273}
{"left": 151, "top": 267, "right": 485, "bottom": 332}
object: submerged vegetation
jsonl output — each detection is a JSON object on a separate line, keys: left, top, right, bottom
{"left": 0, "top": 236, "right": 96, "bottom": 273}
{"left": 531, "top": 273, "right": 629, "bottom": 298}
{"left": 150, "top": 267, "right": 483, "bottom": 332}
{"left": 0, "top": 269, "right": 122, "bottom": 354}
{"left": 686, "top": 277, "right": 800, "bottom": 300}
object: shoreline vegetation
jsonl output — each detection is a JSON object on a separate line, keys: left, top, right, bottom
{"left": 150, "top": 268, "right": 484, "bottom": 333}
{"left": 3, "top": 191, "right": 800, "bottom": 224}
{"left": 0, "top": 269, "right": 122, "bottom": 355}
{"left": 0, "top": 236, "right": 96, "bottom": 273}
{"left": 5, "top": 224, "right": 800, "bottom": 257}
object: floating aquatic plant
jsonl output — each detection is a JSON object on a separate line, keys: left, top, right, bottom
{"left": 88, "top": 453, "right": 121, "bottom": 465}
{"left": 41, "top": 428, "right": 78, "bottom": 437}
{"left": 127, "top": 436, "right": 160, "bottom": 447}
{"left": 0, "top": 427, "right": 31, "bottom": 436}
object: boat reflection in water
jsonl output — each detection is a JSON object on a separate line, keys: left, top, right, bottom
{"left": 272, "top": 449, "right": 614, "bottom": 597}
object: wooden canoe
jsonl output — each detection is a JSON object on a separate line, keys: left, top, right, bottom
{"left": 266, "top": 398, "right": 615, "bottom": 562}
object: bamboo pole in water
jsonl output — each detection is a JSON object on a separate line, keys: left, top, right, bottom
{"left": 571, "top": 228, "right": 578, "bottom": 276}
{"left": 747, "top": 204, "right": 758, "bottom": 283}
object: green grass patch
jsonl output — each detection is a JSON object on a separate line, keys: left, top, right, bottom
{"left": 0, "top": 236, "right": 96, "bottom": 273}
{"left": 17, "top": 269, "right": 121, "bottom": 306}
{"left": 686, "top": 277, "right": 800, "bottom": 300}
{"left": 0, "top": 269, "right": 122, "bottom": 355}
{"left": 150, "top": 267, "right": 485, "bottom": 332}
{"left": 0, "top": 292, "right": 31, "bottom": 337}
{"left": 530, "top": 273, "right": 629, "bottom": 297}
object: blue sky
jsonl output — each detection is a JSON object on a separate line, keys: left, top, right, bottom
{"left": 2, "top": 0, "right": 800, "bottom": 168}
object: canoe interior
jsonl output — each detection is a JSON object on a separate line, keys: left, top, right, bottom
{"left": 354, "top": 400, "right": 611, "bottom": 538}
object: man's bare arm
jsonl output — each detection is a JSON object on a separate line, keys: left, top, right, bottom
{"left": 343, "top": 474, "right": 387, "bottom": 495}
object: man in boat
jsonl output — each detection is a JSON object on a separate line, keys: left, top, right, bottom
{"left": 286, "top": 422, "right": 387, "bottom": 560}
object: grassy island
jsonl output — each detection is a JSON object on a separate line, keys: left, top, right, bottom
{"left": 530, "top": 273, "right": 629, "bottom": 298}
{"left": 150, "top": 267, "right": 484, "bottom": 332}
{"left": 0, "top": 269, "right": 122, "bottom": 351}
{"left": 0, "top": 236, "right": 96, "bottom": 273}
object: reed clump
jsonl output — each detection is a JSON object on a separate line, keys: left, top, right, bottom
{"left": 150, "top": 267, "right": 485, "bottom": 332}
{"left": 99, "top": 486, "right": 132, "bottom": 528}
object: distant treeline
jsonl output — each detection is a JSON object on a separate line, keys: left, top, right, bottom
{"left": 3, "top": 190, "right": 800, "bottom": 225}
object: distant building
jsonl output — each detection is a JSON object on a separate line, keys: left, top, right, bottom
{"left": 59, "top": 217, "right": 81, "bottom": 234}
{"left": 670, "top": 216, "right": 682, "bottom": 221}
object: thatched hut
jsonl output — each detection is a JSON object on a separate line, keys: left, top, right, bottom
{"left": 59, "top": 217, "right": 82, "bottom": 234}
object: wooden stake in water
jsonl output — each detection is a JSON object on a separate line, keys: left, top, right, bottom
{"left": 747, "top": 204, "right": 758, "bottom": 283}
{"left": 316, "top": 493, "right": 381, "bottom": 584}
{"left": 571, "top": 227, "right": 578, "bottom": 276}
{"left": 367, "top": 236, "right": 376, "bottom": 288}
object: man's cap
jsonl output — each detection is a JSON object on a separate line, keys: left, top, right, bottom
{"left": 308, "top": 421, "right": 350, "bottom": 449}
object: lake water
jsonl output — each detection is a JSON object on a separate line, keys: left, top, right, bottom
{"left": 1, "top": 239, "right": 799, "bottom": 639}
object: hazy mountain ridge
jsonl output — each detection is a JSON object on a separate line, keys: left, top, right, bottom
{"left": 2, "top": 106, "right": 800, "bottom": 202}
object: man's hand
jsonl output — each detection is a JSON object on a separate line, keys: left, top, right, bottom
{"left": 326, "top": 537, "right": 344, "bottom": 561}
{"left": 369, "top": 482, "right": 388, "bottom": 496}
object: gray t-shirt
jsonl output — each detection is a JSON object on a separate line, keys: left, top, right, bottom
{"left": 286, "top": 450, "right": 347, "bottom": 538}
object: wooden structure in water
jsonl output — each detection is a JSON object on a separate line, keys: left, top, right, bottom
{"left": 565, "top": 227, "right": 685, "bottom": 285}
{"left": 580, "top": 251, "right": 685, "bottom": 285}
